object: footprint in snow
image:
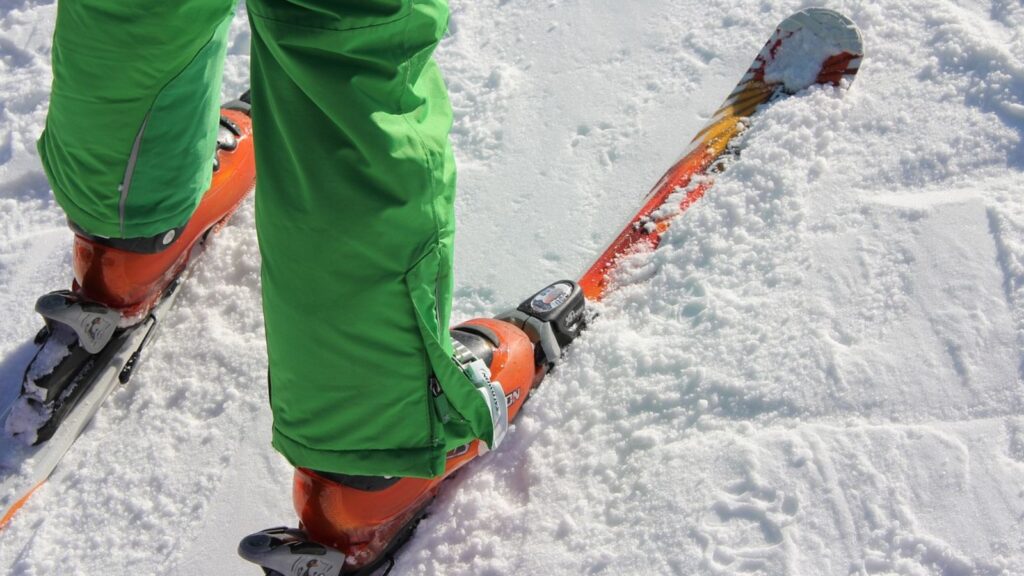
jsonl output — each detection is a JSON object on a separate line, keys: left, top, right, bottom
{"left": 693, "top": 476, "right": 800, "bottom": 574}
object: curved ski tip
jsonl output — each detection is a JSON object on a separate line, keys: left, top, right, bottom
{"left": 786, "top": 8, "right": 864, "bottom": 56}
{"left": 753, "top": 8, "right": 865, "bottom": 94}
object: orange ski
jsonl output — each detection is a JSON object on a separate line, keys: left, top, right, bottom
{"left": 579, "top": 8, "right": 863, "bottom": 301}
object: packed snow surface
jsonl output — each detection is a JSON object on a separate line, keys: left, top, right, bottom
{"left": 2, "top": 1, "right": 1023, "bottom": 575}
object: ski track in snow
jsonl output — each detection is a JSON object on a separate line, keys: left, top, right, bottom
{"left": 1, "top": 0, "right": 1023, "bottom": 575}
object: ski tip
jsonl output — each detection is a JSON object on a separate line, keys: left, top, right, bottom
{"left": 757, "top": 8, "right": 864, "bottom": 94}
{"left": 778, "top": 9, "right": 863, "bottom": 60}
{"left": 708, "top": 9, "right": 865, "bottom": 134}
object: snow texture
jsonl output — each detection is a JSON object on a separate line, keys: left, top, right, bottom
{"left": 1, "top": 1, "right": 1024, "bottom": 575}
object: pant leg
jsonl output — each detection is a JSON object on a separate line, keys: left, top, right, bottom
{"left": 39, "top": 0, "right": 235, "bottom": 239}
{"left": 248, "top": 0, "right": 497, "bottom": 478}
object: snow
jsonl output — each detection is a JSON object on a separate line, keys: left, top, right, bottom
{"left": 5, "top": 393, "right": 48, "bottom": 442}
{"left": 1, "top": 1, "right": 1023, "bottom": 575}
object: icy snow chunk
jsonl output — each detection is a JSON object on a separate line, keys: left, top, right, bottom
{"left": 25, "top": 325, "right": 75, "bottom": 384}
{"left": 3, "top": 326, "right": 77, "bottom": 443}
{"left": 4, "top": 397, "right": 49, "bottom": 445}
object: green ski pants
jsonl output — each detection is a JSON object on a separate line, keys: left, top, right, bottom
{"left": 40, "top": 0, "right": 497, "bottom": 478}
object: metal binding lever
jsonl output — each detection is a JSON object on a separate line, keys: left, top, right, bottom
{"left": 496, "top": 280, "right": 587, "bottom": 368}
{"left": 238, "top": 526, "right": 348, "bottom": 576}
{"left": 34, "top": 290, "right": 120, "bottom": 354}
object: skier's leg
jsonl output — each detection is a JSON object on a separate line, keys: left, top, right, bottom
{"left": 39, "top": 1, "right": 257, "bottom": 317}
{"left": 247, "top": 3, "right": 594, "bottom": 568}
{"left": 248, "top": 3, "right": 531, "bottom": 567}
{"left": 293, "top": 318, "right": 540, "bottom": 570}
{"left": 240, "top": 279, "right": 587, "bottom": 573}
{"left": 248, "top": 0, "right": 507, "bottom": 479}
{"left": 39, "top": 0, "right": 235, "bottom": 240}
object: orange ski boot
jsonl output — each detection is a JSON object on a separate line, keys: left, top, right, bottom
{"left": 70, "top": 96, "right": 256, "bottom": 323}
{"left": 290, "top": 281, "right": 587, "bottom": 574}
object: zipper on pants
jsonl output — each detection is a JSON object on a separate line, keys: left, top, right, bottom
{"left": 117, "top": 110, "right": 152, "bottom": 236}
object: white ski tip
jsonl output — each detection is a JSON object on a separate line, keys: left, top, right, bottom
{"left": 757, "top": 8, "right": 864, "bottom": 94}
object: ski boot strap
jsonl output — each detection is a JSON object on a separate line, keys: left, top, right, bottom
{"left": 450, "top": 335, "right": 508, "bottom": 452}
